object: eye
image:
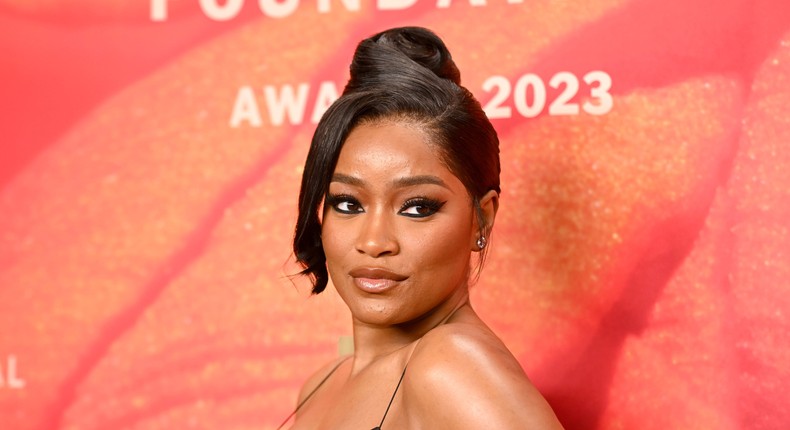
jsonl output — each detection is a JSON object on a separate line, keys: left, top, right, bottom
{"left": 399, "top": 198, "right": 445, "bottom": 218}
{"left": 326, "top": 194, "right": 363, "bottom": 214}
{"left": 337, "top": 200, "right": 361, "bottom": 213}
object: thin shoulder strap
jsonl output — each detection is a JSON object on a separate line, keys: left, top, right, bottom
{"left": 371, "top": 363, "right": 408, "bottom": 430}
{"left": 372, "top": 333, "right": 427, "bottom": 430}
{"left": 373, "top": 298, "right": 468, "bottom": 429}
{"left": 277, "top": 356, "right": 351, "bottom": 430}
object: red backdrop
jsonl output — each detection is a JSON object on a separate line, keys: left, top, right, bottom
{"left": 1, "top": 0, "right": 789, "bottom": 429}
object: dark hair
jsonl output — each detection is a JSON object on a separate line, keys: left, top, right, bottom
{"left": 293, "top": 27, "right": 500, "bottom": 294}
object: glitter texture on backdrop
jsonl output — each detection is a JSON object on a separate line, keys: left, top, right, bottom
{"left": 1, "top": 0, "right": 789, "bottom": 429}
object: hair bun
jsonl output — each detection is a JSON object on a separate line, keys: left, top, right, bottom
{"left": 346, "top": 27, "right": 462, "bottom": 93}
{"left": 372, "top": 27, "right": 461, "bottom": 84}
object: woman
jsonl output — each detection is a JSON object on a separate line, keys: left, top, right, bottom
{"left": 284, "top": 27, "right": 563, "bottom": 429}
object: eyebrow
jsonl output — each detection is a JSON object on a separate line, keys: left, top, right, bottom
{"left": 331, "top": 173, "right": 451, "bottom": 190}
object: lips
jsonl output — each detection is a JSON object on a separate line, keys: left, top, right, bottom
{"left": 348, "top": 267, "right": 408, "bottom": 293}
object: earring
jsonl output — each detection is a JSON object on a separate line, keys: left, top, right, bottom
{"left": 476, "top": 236, "right": 487, "bottom": 250}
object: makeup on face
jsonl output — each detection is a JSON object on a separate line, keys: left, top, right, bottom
{"left": 321, "top": 120, "right": 476, "bottom": 327}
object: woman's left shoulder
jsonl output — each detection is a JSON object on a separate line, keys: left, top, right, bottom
{"left": 415, "top": 322, "right": 519, "bottom": 371}
{"left": 405, "top": 323, "right": 564, "bottom": 429}
{"left": 408, "top": 322, "right": 527, "bottom": 389}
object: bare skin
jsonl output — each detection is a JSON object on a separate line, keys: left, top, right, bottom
{"left": 289, "top": 120, "right": 563, "bottom": 429}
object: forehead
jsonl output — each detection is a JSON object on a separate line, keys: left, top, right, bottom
{"left": 336, "top": 120, "right": 449, "bottom": 176}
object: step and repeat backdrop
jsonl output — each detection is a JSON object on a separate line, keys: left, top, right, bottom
{"left": 1, "top": 0, "right": 789, "bottom": 429}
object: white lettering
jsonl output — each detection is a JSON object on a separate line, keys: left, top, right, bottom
{"left": 311, "top": 81, "right": 341, "bottom": 123}
{"left": 150, "top": 0, "right": 168, "bottom": 21}
{"left": 513, "top": 73, "right": 546, "bottom": 118}
{"left": 548, "top": 72, "right": 580, "bottom": 115}
{"left": 583, "top": 71, "right": 613, "bottom": 115}
{"left": 482, "top": 71, "right": 614, "bottom": 119}
{"left": 230, "top": 86, "right": 263, "bottom": 127}
{"left": 317, "top": 0, "right": 361, "bottom": 13}
{"left": 152, "top": 0, "right": 523, "bottom": 21}
{"left": 482, "top": 75, "right": 512, "bottom": 119}
{"left": 259, "top": 0, "right": 299, "bottom": 18}
{"left": 437, "top": 0, "right": 487, "bottom": 7}
{"left": 200, "top": 0, "right": 244, "bottom": 21}
{"left": 0, "top": 355, "right": 26, "bottom": 389}
{"left": 265, "top": 83, "right": 310, "bottom": 126}
{"left": 378, "top": 0, "right": 417, "bottom": 10}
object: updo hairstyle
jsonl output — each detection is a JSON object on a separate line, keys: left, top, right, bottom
{"left": 294, "top": 27, "right": 501, "bottom": 294}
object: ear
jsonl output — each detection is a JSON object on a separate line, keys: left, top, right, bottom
{"left": 479, "top": 190, "right": 499, "bottom": 232}
{"left": 471, "top": 190, "right": 500, "bottom": 252}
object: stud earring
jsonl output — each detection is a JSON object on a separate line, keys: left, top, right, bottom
{"left": 476, "top": 236, "right": 487, "bottom": 250}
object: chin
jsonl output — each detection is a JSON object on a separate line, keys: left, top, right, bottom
{"left": 352, "top": 305, "right": 399, "bottom": 325}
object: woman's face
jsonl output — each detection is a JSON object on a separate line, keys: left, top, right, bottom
{"left": 321, "top": 120, "right": 478, "bottom": 327}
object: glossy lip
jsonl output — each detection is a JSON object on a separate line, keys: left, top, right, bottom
{"left": 349, "top": 267, "right": 408, "bottom": 294}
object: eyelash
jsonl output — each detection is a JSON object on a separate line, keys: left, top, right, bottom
{"left": 325, "top": 194, "right": 362, "bottom": 214}
{"left": 400, "top": 197, "right": 445, "bottom": 218}
{"left": 325, "top": 194, "right": 445, "bottom": 218}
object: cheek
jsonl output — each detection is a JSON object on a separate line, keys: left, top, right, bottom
{"left": 403, "top": 216, "right": 474, "bottom": 272}
{"left": 321, "top": 219, "right": 350, "bottom": 266}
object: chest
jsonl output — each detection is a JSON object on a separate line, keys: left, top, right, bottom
{"left": 291, "top": 366, "right": 416, "bottom": 430}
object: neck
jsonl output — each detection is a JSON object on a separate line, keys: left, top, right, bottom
{"left": 349, "top": 287, "right": 470, "bottom": 373}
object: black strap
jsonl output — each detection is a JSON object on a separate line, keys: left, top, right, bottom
{"left": 276, "top": 357, "right": 408, "bottom": 430}
{"left": 276, "top": 356, "right": 351, "bottom": 430}
{"left": 372, "top": 364, "right": 408, "bottom": 430}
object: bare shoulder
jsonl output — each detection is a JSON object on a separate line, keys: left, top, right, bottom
{"left": 295, "top": 355, "right": 350, "bottom": 408}
{"left": 405, "top": 323, "right": 564, "bottom": 429}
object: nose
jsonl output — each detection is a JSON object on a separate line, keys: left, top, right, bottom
{"left": 355, "top": 209, "right": 399, "bottom": 258}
